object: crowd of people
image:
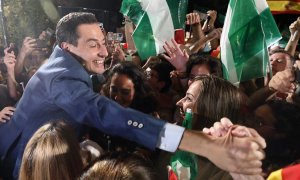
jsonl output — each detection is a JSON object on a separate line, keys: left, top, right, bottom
{"left": 0, "top": 7, "right": 299, "bottom": 180}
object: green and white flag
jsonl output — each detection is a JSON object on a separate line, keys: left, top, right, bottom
{"left": 220, "top": 0, "right": 281, "bottom": 85}
{"left": 120, "top": 0, "right": 188, "bottom": 61}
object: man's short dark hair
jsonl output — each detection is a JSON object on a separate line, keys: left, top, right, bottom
{"left": 56, "top": 12, "right": 98, "bottom": 47}
{"left": 269, "top": 49, "right": 295, "bottom": 63}
{"left": 186, "top": 54, "right": 223, "bottom": 77}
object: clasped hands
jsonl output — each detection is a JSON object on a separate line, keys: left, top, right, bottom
{"left": 203, "top": 117, "right": 266, "bottom": 180}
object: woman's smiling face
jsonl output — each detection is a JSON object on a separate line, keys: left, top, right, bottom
{"left": 176, "top": 80, "right": 201, "bottom": 118}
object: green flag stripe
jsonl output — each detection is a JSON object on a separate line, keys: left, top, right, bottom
{"left": 166, "top": 0, "right": 188, "bottom": 29}
{"left": 120, "top": 0, "right": 144, "bottom": 25}
{"left": 259, "top": 8, "right": 282, "bottom": 47}
{"left": 121, "top": 0, "right": 188, "bottom": 61}
{"left": 221, "top": 0, "right": 281, "bottom": 84}
{"left": 132, "top": 13, "right": 156, "bottom": 61}
{"left": 140, "top": 0, "right": 174, "bottom": 54}
{"left": 228, "top": 0, "right": 266, "bottom": 83}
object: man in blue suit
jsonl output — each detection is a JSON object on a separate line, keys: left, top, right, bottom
{"left": 0, "top": 12, "right": 265, "bottom": 179}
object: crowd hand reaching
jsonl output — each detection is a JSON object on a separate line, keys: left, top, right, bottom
{"left": 112, "top": 45, "right": 126, "bottom": 61}
{"left": 268, "top": 69, "right": 296, "bottom": 94}
{"left": 203, "top": 118, "right": 265, "bottom": 179}
{"left": 38, "top": 31, "right": 47, "bottom": 41}
{"left": 4, "top": 47, "right": 17, "bottom": 73}
{"left": 0, "top": 106, "right": 15, "bottom": 123}
{"left": 186, "top": 12, "right": 200, "bottom": 25}
{"left": 162, "top": 39, "right": 189, "bottom": 72}
{"left": 202, "top": 10, "right": 217, "bottom": 33}
{"left": 207, "top": 10, "right": 217, "bottom": 28}
{"left": 185, "top": 12, "right": 206, "bottom": 45}
{"left": 289, "top": 17, "right": 300, "bottom": 39}
{"left": 19, "top": 37, "right": 37, "bottom": 57}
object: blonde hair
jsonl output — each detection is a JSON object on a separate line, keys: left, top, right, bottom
{"left": 80, "top": 152, "right": 157, "bottom": 180}
{"left": 19, "top": 120, "right": 83, "bottom": 180}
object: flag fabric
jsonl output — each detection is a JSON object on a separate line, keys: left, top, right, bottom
{"left": 220, "top": 0, "right": 282, "bottom": 85}
{"left": 267, "top": 164, "right": 300, "bottom": 180}
{"left": 267, "top": 0, "right": 300, "bottom": 14}
{"left": 120, "top": 0, "right": 188, "bottom": 61}
{"left": 169, "top": 109, "right": 198, "bottom": 180}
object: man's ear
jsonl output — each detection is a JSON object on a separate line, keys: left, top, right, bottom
{"left": 61, "top": 42, "right": 70, "bottom": 51}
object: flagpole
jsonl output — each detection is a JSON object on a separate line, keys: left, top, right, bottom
{"left": 0, "top": 0, "right": 8, "bottom": 47}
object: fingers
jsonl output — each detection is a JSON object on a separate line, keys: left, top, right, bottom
{"left": 202, "top": 127, "right": 211, "bottom": 135}
{"left": 163, "top": 39, "right": 182, "bottom": 57}
{"left": 163, "top": 44, "right": 173, "bottom": 57}
{"left": 171, "top": 39, "right": 181, "bottom": 52}
{"left": 220, "top": 117, "right": 233, "bottom": 128}
{"left": 183, "top": 49, "right": 189, "bottom": 58}
{"left": 0, "top": 106, "right": 15, "bottom": 123}
{"left": 203, "top": 117, "right": 233, "bottom": 137}
{"left": 231, "top": 126, "right": 251, "bottom": 137}
{"left": 186, "top": 13, "right": 200, "bottom": 25}
{"left": 161, "top": 53, "right": 171, "bottom": 62}
{"left": 269, "top": 69, "right": 296, "bottom": 93}
{"left": 248, "top": 128, "right": 266, "bottom": 149}
{"left": 0, "top": 113, "right": 11, "bottom": 121}
{"left": 211, "top": 122, "right": 227, "bottom": 137}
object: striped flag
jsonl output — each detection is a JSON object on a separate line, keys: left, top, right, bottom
{"left": 120, "top": 0, "right": 188, "bottom": 61}
{"left": 220, "top": 0, "right": 282, "bottom": 85}
{"left": 267, "top": 164, "right": 300, "bottom": 180}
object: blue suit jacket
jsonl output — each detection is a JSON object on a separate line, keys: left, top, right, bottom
{"left": 0, "top": 46, "right": 165, "bottom": 178}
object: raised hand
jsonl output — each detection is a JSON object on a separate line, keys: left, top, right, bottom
{"left": 186, "top": 12, "right": 200, "bottom": 25}
{"left": 268, "top": 69, "right": 296, "bottom": 94}
{"left": 207, "top": 10, "right": 217, "bottom": 29}
{"left": 111, "top": 45, "right": 126, "bottom": 62}
{"left": 289, "top": 17, "right": 300, "bottom": 37}
{"left": 162, "top": 39, "right": 189, "bottom": 72}
{"left": 3, "top": 47, "right": 16, "bottom": 74}
{"left": 19, "top": 37, "right": 37, "bottom": 57}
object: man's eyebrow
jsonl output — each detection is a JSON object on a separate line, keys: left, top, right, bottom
{"left": 86, "top": 38, "right": 99, "bottom": 42}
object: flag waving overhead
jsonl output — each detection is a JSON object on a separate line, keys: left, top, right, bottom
{"left": 120, "top": 0, "right": 188, "bottom": 61}
{"left": 220, "top": 0, "right": 281, "bottom": 85}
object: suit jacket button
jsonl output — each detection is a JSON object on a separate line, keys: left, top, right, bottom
{"left": 127, "top": 120, "right": 133, "bottom": 125}
{"left": 138, "top": 123, "right": 144, "bottom": 128}
{"left": 133, "top": 121, "right": 138, "bottom": 127}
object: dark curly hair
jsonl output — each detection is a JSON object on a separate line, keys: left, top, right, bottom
{"left": 102, "top": 61, "right": 157, "bottom": 114}
{"left": 262, "top": 100, "right": 300, "bottom": 172}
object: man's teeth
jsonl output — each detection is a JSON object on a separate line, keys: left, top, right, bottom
{"left": 94, "top": 60, "right": 103, "bottom": 64}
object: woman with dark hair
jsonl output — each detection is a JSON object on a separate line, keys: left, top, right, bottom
{"left": 176, "top": 75, "right": 245, "bottom": 129}
{"left": 19, "top": 120, "right": 84, "bottom": 180}
{"left": 93, "top": 61, "right": 159, "bottom": 154}
{"left": 102, "top": 61, "right": 157, "bottom": 114}
{"left": 174, "top": 75, "right": 248, "bottom": 179}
